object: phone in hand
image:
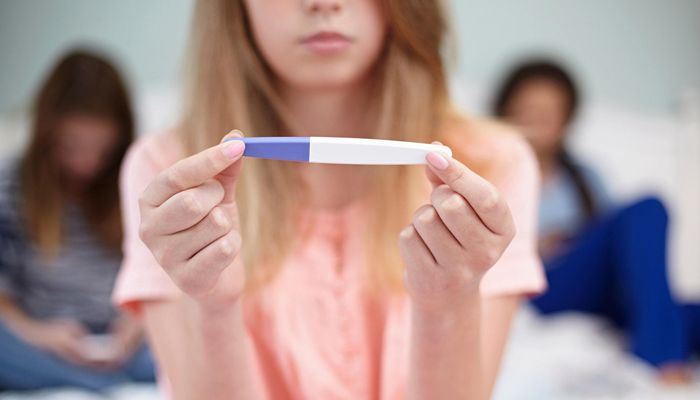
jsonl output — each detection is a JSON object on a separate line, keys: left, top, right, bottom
{"left": 80, "top": 334, "right": 120, "bottom": 362}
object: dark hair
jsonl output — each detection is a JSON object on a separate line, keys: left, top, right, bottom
{"left": 492, "top": 59, "right": 598, "bottom": 219}
{"left": 20, "top": 49, "right": 134, "bottom": 256}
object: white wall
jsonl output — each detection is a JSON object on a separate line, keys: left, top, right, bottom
{"left": 0, "top": 0, "right": 192, "bottom": 115}
{"left": 450, "top": 0, "right": 700, "bottom": 114}
{"left": 1, "top": 1, "right": 699, "bottom": 115}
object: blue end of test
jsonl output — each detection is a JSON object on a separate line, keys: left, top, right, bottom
{"left": 224, "top": 136, "right": 311, "bottom": 162}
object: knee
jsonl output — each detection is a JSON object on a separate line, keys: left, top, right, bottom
{"left": 618, "top": 196, "right": 668, "bottom": 226}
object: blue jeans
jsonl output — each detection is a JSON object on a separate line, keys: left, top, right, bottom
{"left": 684, "top": 304, "right": 700, "bottom": 357}
{"left": 0, "top": 319, "right": 155, "bottom": 392}
{"left": 531, "top": 197, "right": 689, "bottom": 367}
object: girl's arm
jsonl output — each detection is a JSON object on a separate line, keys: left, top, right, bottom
{"left": 402, "top": 152, "right": 518, "bottom": 400}
{"left": 135, "top": 133, "right": 261, "bottom": 399}
{"left": 409, "top": 288, "right": 485, "bottom": 400}
{"left": 0, "top": 295, "right": 90, "bottom": 364}
{"left": 410, "top": 294, "right": 520, "bottom": 400}
{"left": 0, "top": 295, "right": 36, "bottom": 336}
{"left": 142, "top": 297, "right": 260, "bottom": 400}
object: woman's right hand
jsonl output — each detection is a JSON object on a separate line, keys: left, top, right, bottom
{"left": 138, "top": 131, "right": 246, "bottom": 304}
{"left": 23, "top": 319, "right": 90, "bottom": 365}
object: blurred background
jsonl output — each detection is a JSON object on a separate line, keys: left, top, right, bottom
{"left": 0, "top": 1, "right": 698, "bottom": 399}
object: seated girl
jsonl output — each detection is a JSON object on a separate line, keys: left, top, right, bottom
{"left": 0, "top": 50, "right": 155, "bottom": 391}
{"left": 492, "top": 59, "right": 694, "bottom": 382}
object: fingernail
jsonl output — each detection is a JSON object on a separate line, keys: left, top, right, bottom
{"left": 426, "top": 152, "right": 449, "bottom": 170}
{"left": 221, "top": 129, "right": 244, "bottom": 142}
{"left": 222, "top": 140, "right": 245, "bottom": 159}
{"left": 400, "top": 225, "right": 414, "bottom": 238}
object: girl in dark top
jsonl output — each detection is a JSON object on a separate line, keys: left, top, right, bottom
{"left": 492, "top": 59, "right": 698, "bottom": 383}
{"left": 0, "top": 50, "right": 154, "bottom": 391}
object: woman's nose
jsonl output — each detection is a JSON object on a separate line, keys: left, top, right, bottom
{"left": 303, "top": 0, "right": 342, "bottom": 16}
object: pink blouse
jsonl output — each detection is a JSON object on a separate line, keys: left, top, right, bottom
{"left": 113, "top": 131, "right": 546, "bottom": 400}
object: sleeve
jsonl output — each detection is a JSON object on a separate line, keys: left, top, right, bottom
{"left": 479, "top": 137, "right": 547, "bottom": 298}
{"left": 112, "top": 136, "right": 182, "bottom": 313}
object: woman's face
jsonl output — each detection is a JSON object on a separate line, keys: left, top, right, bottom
{"left": 243, "top": 0, "right": 387, "bottom": 92}
{"left": 54, "top": 114, "right": 119, "bottom": 185}
{"left": 503, "top": 79, "right": 571, "bottom": 158}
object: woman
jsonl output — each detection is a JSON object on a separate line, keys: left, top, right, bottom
{"left": 0, "top": 50, "right": 154, "bottom": 391}
{"left": 492, "top": 59, "right": 692, "bottom": 382}
{"left": 114, "top": 1, "right": 546, "bottom": 399}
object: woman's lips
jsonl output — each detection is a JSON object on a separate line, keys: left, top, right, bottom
{"left": 300, "top": 31, "right": 352, "bottom": 54}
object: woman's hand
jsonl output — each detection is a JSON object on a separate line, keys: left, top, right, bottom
{"left": 399, "top": 149, "right": 516, "bottom": 312}
{"left": 98, "top": 314, "right": 144, "bottom": 368}
{"left": 23, "top": 319, "right": 91, "bottom": 365}
{"left": 138, "top": 131, "right": 246, "bottom": 304}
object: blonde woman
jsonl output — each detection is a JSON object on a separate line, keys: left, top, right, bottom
{"left": 114, "top": 1, "right": 545, "bottom": 398}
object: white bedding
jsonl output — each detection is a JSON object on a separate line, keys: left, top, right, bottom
{"left": 2, "top": 307, "right": 699, "bottom": 400}
{"left": 494, "top": 306, "right": 700, "bottom": 400}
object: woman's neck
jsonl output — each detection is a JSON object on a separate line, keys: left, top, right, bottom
{"left": 280, "top": 83, "right": 375, "bottom": 210}
{"left": 538, "top": 153, "right": 559, "bottom": 183}
{"left": 280, "top": 82, "right": 373, "bottom": 137}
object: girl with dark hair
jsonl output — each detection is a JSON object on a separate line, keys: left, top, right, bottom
{"left": 0, "top": 50, "right": 154, "bottom": 391}
{"left": 493, "top": 59, "right": 695, "bottom": 382}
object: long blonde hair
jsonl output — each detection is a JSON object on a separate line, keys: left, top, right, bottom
{"left": 181, "top": 0, "right": 453, "bottom": 290}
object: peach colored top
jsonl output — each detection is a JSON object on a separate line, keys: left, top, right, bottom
{"left": 113, "top": 132, "right": 546, "bottom": 400}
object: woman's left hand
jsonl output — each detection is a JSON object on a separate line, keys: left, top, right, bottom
{"left": 399, "top": 149, "right": 516, "bottom": 312}
{"left": 101, "top": 314, "right": 143, "bottom": 368}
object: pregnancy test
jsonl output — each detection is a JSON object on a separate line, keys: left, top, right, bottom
{"left": 223, "top": 137, "right": 452, "bottom": 165}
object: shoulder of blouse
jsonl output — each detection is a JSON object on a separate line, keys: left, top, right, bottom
{"left": 439, "top": 114, "right": 538, "bottom": 182}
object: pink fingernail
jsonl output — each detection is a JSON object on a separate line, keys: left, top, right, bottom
{"left": 221, "top": 129, "right": 244, "bottom": 143}
{"left": 222, "top": 140, "right": 245, "bottom": 159}
{"left": 426, "top": 152, "right": 449, "bottom": 170}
